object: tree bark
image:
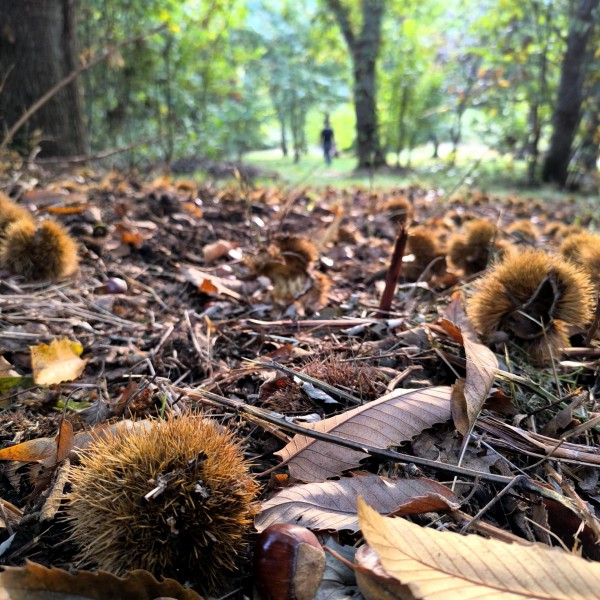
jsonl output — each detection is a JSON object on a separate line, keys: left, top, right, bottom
{"left": 325, "top": 0, "right": 386, "bottom": 168}
{"left": 0, "top": 0, "right": 87, "bottom": 157}
{"left": 579, "top": 91, "right": 600, "bottom": 172}
{"left": 542, "top": 0, "right": 599, "bottom": 186}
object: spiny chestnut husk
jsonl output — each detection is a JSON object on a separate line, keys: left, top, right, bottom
{"left": 560, "top": 231, "right": 600, "bottom": 282}
{"left": 404, "top": 227, "right": 446, "bottom": 281}
{"left": 506, "top": 219, "right": 539, "bottom": 245}
{"left": 254, "top": 524, "right": 326, "bottom": 600}
{"left": 66, "top": 415, "right": 260, "bottom": 593}
{"left": 381, "top": 196, "right": 413, "bottom": 226}
{"left": 261, "top": 356, "right": 386, "bottom": 413}
{"left": 467, "top": 248, "right": 595, "bottom": 365}
{"left": 245, "top": 235, "right": 329, "bottom": 311}
{"left": 0, "top": 192, "right": 33, "bottom": 233}
{"left": 0, "top": 218, "right": 79, "bottom": 281}
{"left": 449, "top": 218, "right": 500, "bottom": 275}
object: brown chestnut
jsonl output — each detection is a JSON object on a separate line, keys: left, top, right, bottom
{"left": 254, "top": 523, "right": 326, "bottom": 600}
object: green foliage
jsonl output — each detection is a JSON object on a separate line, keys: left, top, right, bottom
{"left": 80, "top": 0, "right": 255, "bottom": 161}
{"left": 248, "top": 0, "right": 349, "bottom": 161}
{"left": 378, "top": 2, "right": 446, "bottom": 165}
{"left": 74, "top": 0, "right": 597, "bottom": 182}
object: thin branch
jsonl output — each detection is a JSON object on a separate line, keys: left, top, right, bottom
{"left": 35, "top": 136, "right": 160, "bottom": 164}
{"left": 324, "top": 0, "right": 356, "bottom": 48}
{"left": 178, "top": 386, "right": 581, "bottom": 508}
{"left": 378, "top": 225, "right": 407, "bottom": 316}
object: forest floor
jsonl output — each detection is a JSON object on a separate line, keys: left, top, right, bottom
{"left": 0, "top": 164, "right": 599, "bottom": 599}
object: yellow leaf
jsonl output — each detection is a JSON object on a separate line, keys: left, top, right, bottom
{"left": 30, "top": 338, "right": 87, "bottom": 385}
{"left": 358, "top": 497, "right": 600, "bottom": 599}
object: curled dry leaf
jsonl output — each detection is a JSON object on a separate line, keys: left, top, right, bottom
{"left": 450, "top": 330, "right": 498, "bottom": 437}
{"left": 275, "top": 387, "right": 452, "bottom": 481}
{"left": 0, "top": 561, "right": 202, "bottom": 600}
{"left": 358, "top": 497, "right": 600, "bottom": 599}
{"left": 256, "top": 474, "right": 459, "bottom": 533}
{"left": 477, "top": 415, "right": 600, "bottom": 465}
{"left": 181, "top": 266, "right": 242, "bottom": 300}
{"left": 354, "top": 544, "right": 412, "bottom": 600}
{"left": 30, "top": 338, "right": 87, "bottom": 385}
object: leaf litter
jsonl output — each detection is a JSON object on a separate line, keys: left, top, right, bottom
{"left": 0, "top": 171, "right": 599, "bottom": 598}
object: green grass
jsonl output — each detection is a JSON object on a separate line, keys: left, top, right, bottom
{"left": 244, "top": 142, "right": 530, "bottom": 194}
{"left": 244, "top": 149, "right": 408, "bottom": 189}
{"left": 242, "top": 144, "right": 596, "bottom": 210}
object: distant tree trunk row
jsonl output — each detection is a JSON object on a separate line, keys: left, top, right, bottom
{"left": 325, "top": 0, "right": 386, "bottom": 169}
{"left": 0, "top": 0, "right": 87, "bottom": 157}
{"left": 542, "top": 0, "right": 599, "bottom": 186}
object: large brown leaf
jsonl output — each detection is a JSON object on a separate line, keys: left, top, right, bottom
{"left": 275, "top": 387, "right": 452, "bottom": 481}
{"left": 256, "top": 474, "right": 459, "bottom": 533}
{"left": 358, "top": 497, "right": 600, "bottom": 599}
{"left": 0, "top": 562, "right": 202, "bottom": 599}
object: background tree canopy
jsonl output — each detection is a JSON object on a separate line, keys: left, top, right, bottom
{"left": 0, "top": 0, "right": 598, "bottom": 187}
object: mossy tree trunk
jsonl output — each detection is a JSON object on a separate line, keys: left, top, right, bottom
{"left": 0, "top": 0, "right": 87, "bottom": 157}
{"left": 325, "top": 0, "right": 386, "bottom": 169}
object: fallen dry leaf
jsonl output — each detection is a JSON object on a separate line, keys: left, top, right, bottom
{"left": 0, "top": 436, "right": 57, "bottom": 463}
{"left": 30, "top": 338, "right": 87, "bottom": 385}
{"left": 0, "top": 420, "right": 151, "bottom": 464}
{"left": 451, "top": 332, "right": 498, "bottom": 437}
{"left": 477, "top": 415, "right": 600, "bottom": 465}
{"left": 0, "top": 357, "right": 17, "bottom": 377}
{"left": 358, "top": 496, "right": 600, "bottom": 599}
{"left": 202, "top": 239, "right": 236, "bottom": 263}
{"left": 0, "top": 561, "right": 202, "bottom": 599}
{"left": 55, "top": 419, "right": 75, "bottom": 464}
{"left": 275, "top": 386, "right": 452, "bottom": 481}
{"left": 354, "top": 544, "right": 411, "bottom": 600}
{"left": 181, "top": 267, "right": 242, "bottom": 300}
{"left": 45, "top": 203, "right": 89, "bottom": 214}
{"left": 256, "top": 474, "right": 459, "bottom": 533}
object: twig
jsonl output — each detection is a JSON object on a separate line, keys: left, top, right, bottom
{"left": 253, "top": 360, "right": 362, "bottom": 406}
{"left": 378, "top": 225, "right": 407, "bottom": 316}
{"left": 241, "top": 317, "right": 380, "bottom": 330}
{"left": 35, "top": 137, "right": 160, "bottom": 164}
{"left": 460, "top": 475, "right": 525, "bottom": 534}
{"left": 450, "top": 510, "right": 532, "bottom": 546}
{"left": 545, "top": 464, "right": 600, "bottom": 544}
{"left": 177, "top": 386, "right": 580, "bottom": 507}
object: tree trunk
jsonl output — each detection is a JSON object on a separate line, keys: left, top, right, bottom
{"left": 325, "top": 0, "right": 386, "bottom": 168}
{"left": 580, "top": 103, "right": 600, "bottom": 172}
{"left": 278, "top": 114, "right": 288, "bottom": 157}
{"left": 395, "top": 84, "right": 410, "bottom": 168}
{"left": 542, "top": 0, "right": 599, "bottom": 186}
{"left": 0, "top": 0, "right": 87, "bottom": 157}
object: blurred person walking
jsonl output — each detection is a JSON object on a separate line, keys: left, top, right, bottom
{"left": 320, "top": 117, "right": 335, "bottom": 165}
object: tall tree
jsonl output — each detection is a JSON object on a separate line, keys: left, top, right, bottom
{"left": 256, "top": 1, "right": 346, "bottom": 163}
{"left": 542, "top": 0, "right": 599, "bottom": 186}
{"left": 325, "top": 0, "right": 386, "bottom": 168}
{"left": 0, "top": 0, "right": 87, "bottom": 156}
